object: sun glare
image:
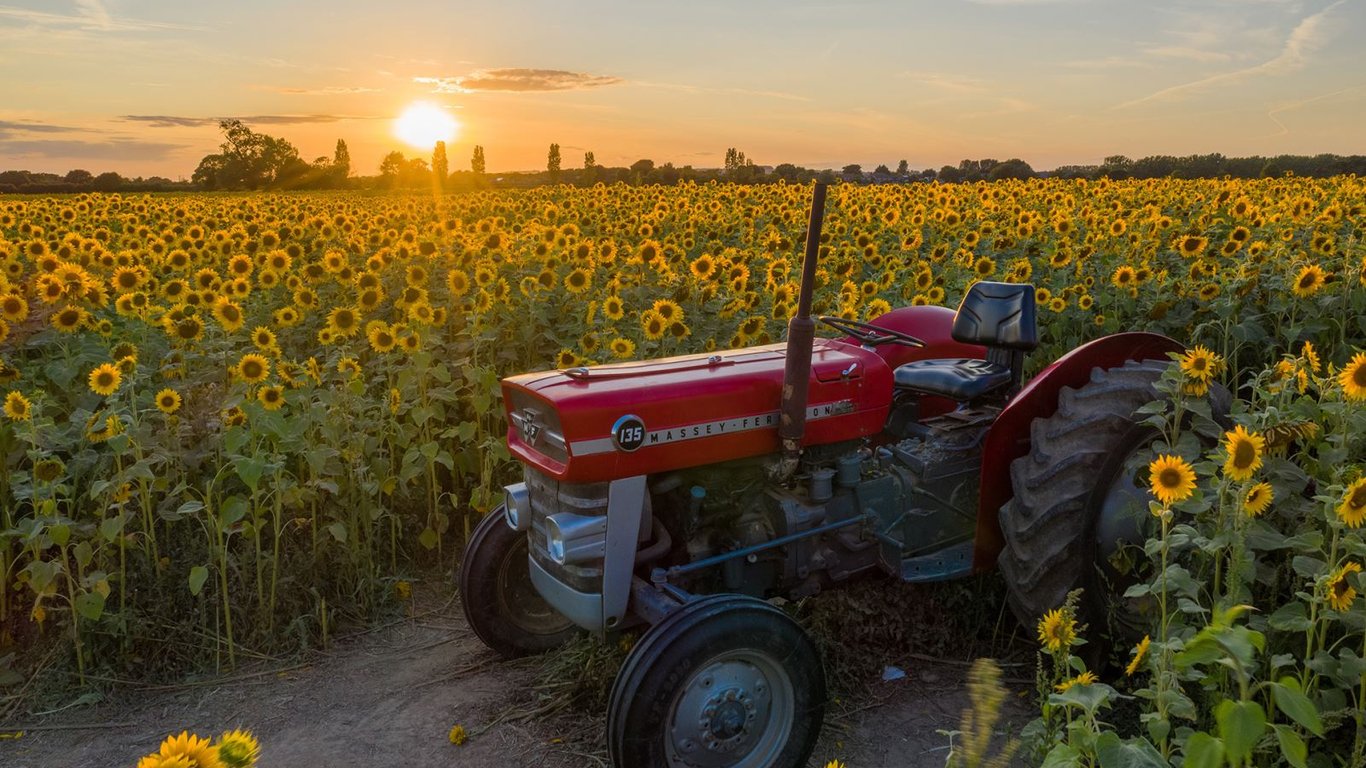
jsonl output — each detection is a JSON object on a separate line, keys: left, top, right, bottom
{"left": 394, "top": 102, "right": 458, "bottom": 150}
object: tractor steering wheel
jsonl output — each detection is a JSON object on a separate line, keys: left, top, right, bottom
{"left": 818, "top": 316, "right": 926, "bottom": 347}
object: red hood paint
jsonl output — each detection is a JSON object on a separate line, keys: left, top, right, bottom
{"left": 503, "top": 339, "right": 892, "bottom": 483}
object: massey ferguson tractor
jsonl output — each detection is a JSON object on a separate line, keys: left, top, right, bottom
{"left": 459, "top": 183, "right": 1188, "bottom": 767}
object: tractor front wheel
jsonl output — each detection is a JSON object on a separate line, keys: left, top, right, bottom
{"left": 607, "top": 594, "right": 825, "bottom": 768}
{"left": 998, "top": 359, "right": 1201, "bottom": 643}
{"left": 458, "top": 506, "right": 577, "bottom": 658}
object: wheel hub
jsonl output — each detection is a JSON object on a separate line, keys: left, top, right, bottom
{"left": 668, "top": 656, "right": 787, "bottom": 768}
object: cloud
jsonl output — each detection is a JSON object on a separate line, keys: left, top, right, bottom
{"left": 415, "top": 68, "right": 622, "bottom": 93}
{"left": 898, "top": 71, "right": 989, "bottom": 93}
{"left": 272, "top": 86, "right": 380, "bottom": 96}
{"left": 121, "top": 114, "right": 375, "bottom": 128}
{"left": 632, "top": 80, "right": 810, "bottom": 102}
{"left": 1141, "top": 46, "right": 1233, "bottom": 63}
{"left": 0, "top": 138, "right": 185, "bottom": 161}
{"left": 0, "top": 2, "right": 197, "bottom": 32}
{"left": 0, "top": 119, "right": 84, "bottom": 136}
{"left": 1117, "top": 1, "right": 1344, "bottom": 109}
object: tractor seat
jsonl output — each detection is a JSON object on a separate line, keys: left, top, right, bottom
{"left": 895, "top": 281, "right": 1038, "bottom": 402}
{"left": 893, "top": 359, "right": 1013, "bottom": 401}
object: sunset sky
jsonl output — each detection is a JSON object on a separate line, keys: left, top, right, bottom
{"left": 1, "top": 0, "right": 1362, "bottom": 178}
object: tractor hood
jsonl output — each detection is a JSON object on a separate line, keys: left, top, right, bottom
{"left": 502, "top": 340, "right": 893, "bottom": 483}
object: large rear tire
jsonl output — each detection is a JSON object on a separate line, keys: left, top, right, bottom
{"left": 607, "top": 594, "right": 825, "bottom": 768}
{"left": 458, "top": 506, "right": 577, "bottom": 658}
{"left": 998, "top": 359, "right": 1208, "bottom": 637}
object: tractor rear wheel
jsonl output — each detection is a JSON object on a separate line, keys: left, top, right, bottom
{"left": 997, "top": 359, "right": 1211, "bottom": 643}
{"left": 607, "top": 594, "right": 825, "bottom": 768}
{"left": 458, "top": 506, "right": 577, "bottom": 658}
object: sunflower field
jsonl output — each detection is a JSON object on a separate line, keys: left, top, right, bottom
{"left": 1, "top": 177, "right": 1363, "bottom": 759}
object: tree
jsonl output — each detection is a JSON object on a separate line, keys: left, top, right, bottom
{"left": 379, "top": 151, "right": 406, "bottom": 180}
{"left": 92, "top": 171, "right": 125, "bottom": 191}
{"left": 471, "top": 145, "right": 486, "bottom": 175}
{"left": 896, "top": 159, "right": 909, "bottom": 176}
{"left": 331, "top": 139, "right": 351, "bottom": 185}
{"left": 65, "top": 169, "right": 94, "bottom": 187}
{"left": 584, "top": 151, "right": 596, "bottom": 170}
{"left": 841, "top": 164, "right": 863, "bottom": 180}
{"left": 987, "top": 158, "right": 1035, "bottom": 181}
{"left": 547, "top": 143, "right": 561, "bottom": 178}
{"left": 873, "top": 164, "right": 892, "bottom": 176}
{"left": 191, "top": 119, "right": 303, "bottom": 190}
{"left": 432, "top": 141, "right": 448, "bottom": 191}
{"left": 629, "top": 158, "right": 655, "bottom": 179}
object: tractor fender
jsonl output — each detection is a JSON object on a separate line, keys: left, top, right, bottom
{"left": 972, "top": 332, "right": 1183, "bottom": 570}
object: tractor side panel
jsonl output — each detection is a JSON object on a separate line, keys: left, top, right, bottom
{"left": 972, "top": 332, "right": 1184, "bottom": 570}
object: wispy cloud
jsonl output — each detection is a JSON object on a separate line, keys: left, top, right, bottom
{"left": 1264, "top": 84, "right": 1366, "bottom": 137}
{"left": 1117, "top": 1, "right": 1344, "bottom": 109}
{"left": 632, "top": 80, "right": 810, "bottom": 102}
{"left": 268, "top": 86, "right": 380, "bottom": 96}
{"left": 898, "top": 71, "right": 989, "bottom": 94}
{"left": 121, "top": 114, "right": 376, "bottom": 128}
{"left": 1141, "top": 46, "right": 1233, "bottom": 63}
{"left": 0, "top": 137, "right": 185, "bottom": 161}
{"left": 415, "top": 68, "right": 622, "bottom": 93}
{"left": 0, "top": 1, "right": 197, "bottom": 32}
{"left": 0, "top": 119, "right": 84, "bottom": 136}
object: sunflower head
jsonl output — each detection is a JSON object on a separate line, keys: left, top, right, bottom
{"left": 1222, "top": 425, "right": 1265, "bottom": 482}
{"left": 156, "top": 388, "right": 182, "bottom": 415}
{"left": 215, "top": 729, "right": 260, "bottom": 768}
{"left": 1036, "top": 607, "right": 1077, "bottom": 653}
{"left": 1327, "top": 562, "right": 1362, "bottom": 613}
{"left": 1149, "top": 454, "right": 1197, "bottom": 506}
{"left": 1338, "top": 478, "right": 1366, "bottom": 529}
{"left": 4, "top": 390, "right": 32, "bottom": 421}
{"left": 1243, "top": 482, "right": 1274, "bottom": 517}
{"left": 1339, "top": 351, "right": 1366, "bottom": 402}
{"left": 88, "top": 362, "right": 122, "bottom": 396}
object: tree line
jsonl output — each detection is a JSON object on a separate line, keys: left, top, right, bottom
{"left": 3, "top": 120, "right": 1364, "bottom": 194}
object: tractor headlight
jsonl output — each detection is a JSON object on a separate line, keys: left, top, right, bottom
{"left": 504, "top": 482, "right": 530, "bottom": 532}
{"left": 543, "top": 512, "right": 607, "bottom": 565}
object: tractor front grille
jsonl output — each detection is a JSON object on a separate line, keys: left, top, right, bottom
{"left": 524, "top": 466, "right": 608, "bottom": 593}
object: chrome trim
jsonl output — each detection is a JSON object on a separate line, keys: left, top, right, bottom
{"left": 544, "top": 511, "right": 608, "bottom": 564}
{"left": 569, "top": 401, "right": 855, "bottom": 456}
{"left": 503, "top": 482, "right": 530, "bottom": 532}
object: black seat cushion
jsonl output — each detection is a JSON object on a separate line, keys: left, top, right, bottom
{"left": 951, "top": 281, "right": 1038, "bottom": 351}
{"left": 894, "top": 358, "right": 1013, "bottom": 401}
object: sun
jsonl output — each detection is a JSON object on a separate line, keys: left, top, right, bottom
{"left": 394, "top": 101, "right": 459, "bottom": 151}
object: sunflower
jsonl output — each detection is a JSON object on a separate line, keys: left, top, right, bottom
{"left": 88, "top": 362, "right": 122, "bottom": 396}
{"left": 1222, "top": 425, "right": 1264, "bottom": 481}
{"left": 1338, "top": 478, "right": 1366, "bottom": 528}
{"left": 1176, "top": 234, "right": 1207, "bottom": 257}
{"left": 155, "top": 388, "right": 182, "bottom": 414}
{"left": 367, "top": 323, "right": 397, "bottom": 353}
{"left": 52, "top": 305, "right": 87, "bottom": 333}
{"left": 1149, "top": 454, "right": 1196, "bottom": 506}
{"left": 609, "top": 337, "right": 636, "bottom": 359}
{"left": 86, "top": 413, "right": 122, "bottom": 443}
{"left": 1339, "top": 351, "right": 1366, "bottom": 402}
{"left": 337, "top": 357, "right": 361, "bottom": 378}
{"left": 216, "top": 729, "right": 260, "bottom": 768}
{"left": 4, "top": 391, "right": 31, "bottom": 421}
{"left": 0, "top": 292, "right": 28, "bottom": 322}
{"left": 973, "top": 257, "right": 995, "bottom": 277}
{"left": 258, "top": 385, "right": 285, "bottom": 411}
{"left": 212, "top": 299, "right": 245, "bottom": 332}
{"left": 172, "top": 316, "right": 204, "bottom": 342}
{"left": 564, "top": 267, "right": 592, "bottom": 293}
{"left": 1180, "top": 345, "right": 1220, "bottom": 383}
{"left": 1327, "top": 562, "right": 1362, "bottom": 612}
{"left": 1243, "top": 482, "right": 1274, "bottom": 517}
{"left": 327, "top": 305, "right": 361, "bottom": 337}
{"left": 1036, "top": 607, "right": 1076, "bottom": 653}
{"left": 1291, "top": 264, "right": 1326, "bottom": 298}
{"left": 251, "top": 326, "right": 278, "bottom": 352}
{"left": 235, "top": 353, "right": 269, "bottom": 384}
{"left": 641, "top": 310, "right": 666, "bottom": 341}
{"left": 1125, "top": 634, "right": 1150, "bottom": 676}
{"left": 151, "top": 731, "right": 222, "bottom": 768}
{"left": 1055, "top": 671, "right": 1098, "bottom": 693}
{"left": 223, "top": 406, "right": 248, "bottom": 428}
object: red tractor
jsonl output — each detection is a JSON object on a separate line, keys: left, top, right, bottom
{"left": 460, "top": 184, "right": 1185, "bottom": 767}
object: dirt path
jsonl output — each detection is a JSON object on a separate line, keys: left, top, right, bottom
{"left": 0, "top": 590, "right": 1031, "bottom": 768}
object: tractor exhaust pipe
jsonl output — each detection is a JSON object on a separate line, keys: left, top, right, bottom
{"left": 777, "top": 181, "right": 828, "bottom": 480}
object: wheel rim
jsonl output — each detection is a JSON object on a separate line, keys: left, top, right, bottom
{"left": 494, "top": 538, "right": 573, "bottom": 637}
{"left": 663, "top": 649, "right": 795, "bottom": 768}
